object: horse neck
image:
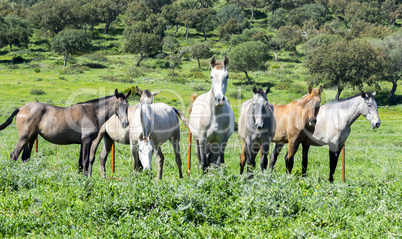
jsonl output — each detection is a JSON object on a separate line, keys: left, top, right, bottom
{"left": 296, "top": 97, "right": 311, "bottom": 127}
{"left": 337, "top": 97, "right": 364, "bottom": 126}
{"left": 90, "top": 96, "right": 117, "bottom": 126}
{"left": 140, "top": 103, "right": 153, "bottom": 136}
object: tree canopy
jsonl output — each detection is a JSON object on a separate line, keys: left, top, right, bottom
{"left": 52, "top": 29, "right": 92, "bottom": 66}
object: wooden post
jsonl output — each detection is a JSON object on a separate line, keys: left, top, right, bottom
{"left": 187, "top": 108, "right": 192, "bottom": 175}
{"left": 111, "top": 142, "right": 115, "bottom": 173}
{"left": 342, "top": 145, "right": 345, "bottom": 183}
{"left": 34, "top": 138, "right": 38, "bottom": 154}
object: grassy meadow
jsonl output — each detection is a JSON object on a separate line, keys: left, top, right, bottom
{"left": 0, "top": 28, "right": 401, "bottom": 237}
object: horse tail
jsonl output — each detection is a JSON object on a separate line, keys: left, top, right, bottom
{"left": 172, "top": 107, "right": 190, "bottom": 130}
{"left": 0, "top": 108, "right": 19, "bottom": 130}
{"left": 189, "top": 93, "right": 198, "bottom": 111}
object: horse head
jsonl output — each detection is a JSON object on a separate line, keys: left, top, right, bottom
{"left": 138, "top": 131, "right": 154, "bottom": 171}
{"left": 304, "top": 85, "right": 323, "bottom": 126}
{"left": 136, "top": 86, "right": 161, "bottom": 104}
{"left": 210, "top": 56, "right": 229, "bottom": 106}
{"left": 360, "top": 91, "right": 381, "bottom": 129}
{"left": 252, "top": 86, "right": 270, "bottom": 130}
{"left": 113, "top": 89, "right": 130, "bottom": 128}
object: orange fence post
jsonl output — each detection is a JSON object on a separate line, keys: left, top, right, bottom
{"left": 342, "top": 144, "right": 345, "bottom": 183}
{"left": 111, "top": 142, "right": 115, "bottom": 173}
{"left": 34, "top": 138, "right": 38, "bottom": 154}
{"left": 187, "top": 108, "right": 192, "bottom": 175}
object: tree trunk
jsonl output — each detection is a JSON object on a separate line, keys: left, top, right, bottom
{"left": 9, "top": 44, "right": 12, "bottom": 51}
{"left": 387, "top": 80, "right": 398, "bottom": 104}
{"left": 244, "top": 71, "right": 251, "bottom": 84}
{"left": 174, "top": 25, "right": 179, "bottom": 37}
{"left": 203, "top": 30, "right": 207, "bottom": 41}
{"left": 136, "top": 53, "right": 144, "bottom": 67}
{"left": 275, "top": 51, "right": 278, "bottom": 62}
{"left": 250, "top": 7, "right": 254, "bottom": 22}
{"left": 294, "top": 47, "right": 297, "bottom": 56}
{"left": 335, "top": 88, "right": 343, "bottom": 101}
{"left": 185, "top": 27, "right": 189, "bottom": 41}
{"left": 64, "top": 54, "right": 68, "bottom": 67}
{"left": 104, "top": 22, "right": 110, "bottom": 34}
{"left": 197, "top": 58, "right": 201, "bottom": 70}
{"left": 172, "top": 67, "right": 175, "bottom": 76}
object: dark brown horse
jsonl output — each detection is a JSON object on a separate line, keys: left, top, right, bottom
{"left": 269, "top": 85, "right": 323, "bottom": 175}
{"left": 0, "top": 89, "right": 130, "bottom": 176}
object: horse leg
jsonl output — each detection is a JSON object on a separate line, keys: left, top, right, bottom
{"left": 89, "top": 125, "right": 107, "bottom": 177}
{"left": 196, "top": 139, "right": 208, "bottom": 173}
{"left": 81, "top": 138, "right": 92, "bottom": 176}
{"left": 21, "top": 136, "right": 37, "bottom": 162}
{"left": 301, "top": 144, "right": 310, "bottom": 177}
{"left": 269, "top": 143, "right": 284, "bottom": 171}
{"left": 260, "top": 141, "right": 270, "bottom": 172}
{"left": 78, "top": 145, "right": 83, "bottom": 173}
{"left": 156, "top": 147, "right": 165, "bottom": 180}
{"left": 97, "top": 135, "right": 113, "bottom": 178}
{"left": 245, "top": 139, "right": 256, "bottom": 177}
{"left": 170, "top": 137, "right": 183, "bottom": 178}
{"left": 329, "top": 146, "right": 343, "bottom": 182}
{"left": 10, "top": 139, "right": 29, "bottom": 161}
{"left": 240, "top": 141, "right": 247, "bottom": 174}
{"left": 217, "top": 140, "right": 228, "bottom": 167}
{"left": 130, "top": 143, "right": 141, "bottom": 172}
{"left": 285, "top": 139, "right": 300, "bottom": 175}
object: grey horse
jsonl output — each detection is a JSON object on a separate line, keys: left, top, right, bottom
{"left": 239, "top": 86, "right": 276, "bottom": 175}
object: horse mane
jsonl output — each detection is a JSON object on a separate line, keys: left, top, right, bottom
{"left": 143, "top": 89, "right": 152, "bottom": 98}
{"left": 255, "top": 88, "right": 266, "bottom": 95}
{"left": 77, "top": 93, "right": 126, "bottom": 105}
{"left": 329, "top": 92, "right": 371, "bottom": 104}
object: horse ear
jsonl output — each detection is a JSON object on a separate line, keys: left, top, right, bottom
{"left": 252, "top": 86, "right": 257, "bottom": 94}
{"left": 372, "top": 91, "right": 376, "bottom": 96}
{"left": 265, "top": 86, "right": 270, "bottom": 95}
{"left": 136, "top": 86, "right": 143, "bottom": 96}
{"left": 308, "top": 85, "right": 312, "bottom": 94}
{"left": 223, "top": 56, "right": 229, "bottom": 68}
{"left": 114, "top": 89, "right": 119, "bottom": 98}
{"left": 125, "top": 90, "right": 131, "bottom": 98}
{"left": 151, "top": 90, "right": 162, "bottom": 96}
{"left": 139, "top": 132, "right": 144, "bottom": 140}
{"left": 319, "top": 85, "right": 323, "bottom": 94}
{"left": 361, "top": 91, "right": 366, "bottom": 98}
{"left": 209, "top": 56, "right": 216, "bottom": 68}
{"left": 148, "top": 131, "right": 153, "bottom": 140}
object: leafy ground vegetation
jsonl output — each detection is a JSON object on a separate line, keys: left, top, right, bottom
{"left": 0, "top": 0, "right": 401, "bottom": 237}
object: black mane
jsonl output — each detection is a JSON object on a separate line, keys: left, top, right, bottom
{"left": 77, "top": 95, "right": 115, "bottom": 105}
{"left": 329, "top": 92, "right": 372, "bottom": 104}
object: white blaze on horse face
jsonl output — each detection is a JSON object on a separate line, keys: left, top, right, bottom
{"left": 252, "top": 94, "right": 268, "bottom": 130}
{"left": 362, "top": 92, "right": 381, "bottom": 129}
{"left": 138, "top": 138, "right": 153, "bottom": 171}
{"left": 211, "top": 68, "right": 228, "bottom": 106}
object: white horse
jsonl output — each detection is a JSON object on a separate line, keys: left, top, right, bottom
{"left": 189, "top": 56, "right": 235, "bottom": 172}
{"left": 130, "top": 101, "right": 190, "bottom": 179}
{"left": 239, "top": 86, "right": 276, "bottom": 175}
{"left": 88, "top": 87, "right": 160, "bottom": 178}
{"left": 270, "top": 92, "right": 381, "bottom": 182}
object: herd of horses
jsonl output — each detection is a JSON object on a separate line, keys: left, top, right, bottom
{"left": 0, "top": 56, "right": 381, "bottom": 182}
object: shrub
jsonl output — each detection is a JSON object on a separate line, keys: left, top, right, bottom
{"left": 228, "top": 91, "right": 243, "bottom": 99}
{"left": 83, "top": 53, "right": 109, "bottom": 62}
{"left": 33, "top": 68, "right": 40, "bottom": 73}
{"left": 193, "top": 85, "right": 206, "bottom": 91}
{"left": 30, "top": 89, "right": 45, "bottom": 95}
{"left": 271, "top": 65, "right": 280, "bottom": 69}
{"left": 275, "top": 79, "right": 294, "bottom": 90}
{"left": 60, "top": 65, "right": 89, "bottom": 74}
{"left": 35, "top": 78, "right": 42, "bottom": 81}
{"left": 189, "top": 72, "right": 205, "bottom": 79}
{"left": 126, "top": 67, "right": 144, "bottom": 77}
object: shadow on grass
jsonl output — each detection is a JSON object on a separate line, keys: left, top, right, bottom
{"left": 372, "top": 91, "right": 402, "bottom": 106}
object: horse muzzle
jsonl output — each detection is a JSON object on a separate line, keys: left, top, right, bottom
{"left": 215, "top": 96, "right": 226, "bottom": 106}
{"left": 308, "top": 118, "right": 317, "bottom": 126}
{"left": 255, "top": 123, "right": 264, "bottom": 131}
{"left": 121, "top": 120, "right": 129, "bottom": 128}
{"left": 371, "top": 121, "right": 381, "bottom": 129}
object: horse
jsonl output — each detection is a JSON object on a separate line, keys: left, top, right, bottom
{"left": 270, "top": 91, "right": 381, "bottom": 182}
{"left": 189, "top": 56, "right": 235, "bottom": 172}
{"left": 88, "top": 86, "right": 161, "bottom": 178}
{"left": 0, "top": 89, "right": 130, "bottom": 176}
{"left": 239, "top": 86, "right": 276, "bottom": 175}
{"left": 268, "top": 85, "right": 323, "bottom": 175}
{"left": 130, "top": 99, "right": 190, "bottom": 179}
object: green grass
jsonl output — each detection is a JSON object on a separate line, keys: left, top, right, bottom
{"left": 0, "top": 28, "right": 401, "bottom": 237}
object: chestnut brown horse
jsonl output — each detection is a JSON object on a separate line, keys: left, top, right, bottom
{"left": 268, "top": 85, "right": 323, "bottom": 175}
{"left": 0, "top": 89, "right": 130, "bottom": 176}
